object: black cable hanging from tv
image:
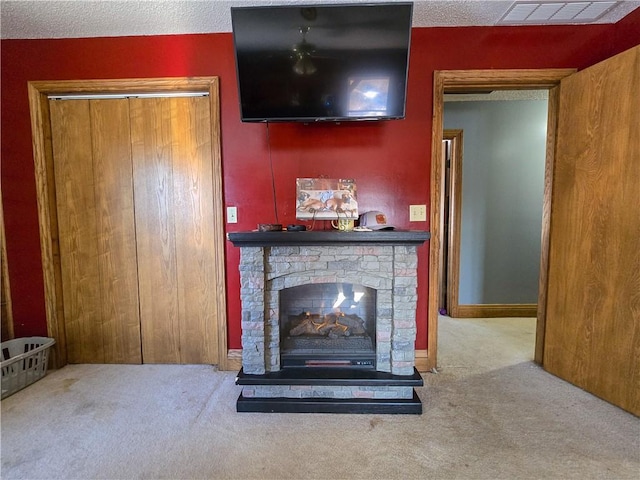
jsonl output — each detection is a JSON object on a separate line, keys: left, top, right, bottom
{"left": 266, "top": 122, "right": 279, "bottom": 224}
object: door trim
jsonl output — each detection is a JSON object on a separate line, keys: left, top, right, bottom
{"left": 1, "top": 193, "right": 14, "bottom": 340}
{"left": 442, "top": 129, "right": 463, "bottom": 318}
{"left": 28, "top": 77, "right": 229, "bottom": 369}
{"left": 428, "top": 69, "right": 575, "bottom": 370}
{"left": 454, "top": 304, "right": 537, "bottom": 318}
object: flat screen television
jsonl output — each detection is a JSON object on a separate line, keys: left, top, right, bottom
{"left": 231, "top": 3, "right": 413, "bottom": 123}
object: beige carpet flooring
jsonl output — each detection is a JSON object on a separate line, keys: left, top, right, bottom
{"left": 1, "top": 316, "right": 638, "bottom": 480}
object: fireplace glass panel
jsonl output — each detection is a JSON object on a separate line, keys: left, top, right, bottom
{"left": 279, "top": 283, "right": 376, "bottom": 368}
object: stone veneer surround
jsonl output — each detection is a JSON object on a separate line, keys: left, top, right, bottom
{"left": 239, "top": 244, "right": 419, "bottom": 376}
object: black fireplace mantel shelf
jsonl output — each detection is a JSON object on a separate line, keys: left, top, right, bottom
{"left": 227, "top": 230, "right": 430, "bottom": 247}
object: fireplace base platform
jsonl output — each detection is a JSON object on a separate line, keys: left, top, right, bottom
{"left": 236, "top": 367, "right": 423, "bottom": 414}
{"left": 237, "top": 390, "right": 422, "bottom": 414}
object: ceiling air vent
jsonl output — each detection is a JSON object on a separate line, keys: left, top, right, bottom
{"left": 498, "top": 1, "right": 619, "bottom": 24}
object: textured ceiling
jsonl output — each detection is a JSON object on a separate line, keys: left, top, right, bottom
{"left": 1, "top": 0, "right": 639, "bottom": 40}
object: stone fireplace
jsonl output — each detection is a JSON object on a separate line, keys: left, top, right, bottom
{"left": 229, "top": 230, "right": 429, "bottom": 414}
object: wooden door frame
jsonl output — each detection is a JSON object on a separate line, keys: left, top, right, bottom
{"left": 28, "top": 77, "right": 229, "bottom": 369}
{"left": 1, "top": 191, "right": 14, "bottom": 340}
{"left": 442, "top": 129, "right": 463, "bottom": 318}
{"left": 428, "top": 69, "right": 575, "bottom": 370}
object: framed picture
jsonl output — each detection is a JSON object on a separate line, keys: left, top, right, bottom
{"left": 295, "top": 178, "right": 358, "bottom": 220}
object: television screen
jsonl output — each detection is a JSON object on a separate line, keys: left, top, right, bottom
{"left": 231, "top": 3, "right": 413, "bottom": 123}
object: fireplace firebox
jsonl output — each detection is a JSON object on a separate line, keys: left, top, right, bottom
{"left": 280, "top": 283, "right": 376, "bottom": 369}
{"left": 229, "top": 230, "right": 430, "bottom": 414}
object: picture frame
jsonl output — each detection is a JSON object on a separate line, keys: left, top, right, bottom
{"left": 295, "top": 178, "right": 358, "bottom": 220}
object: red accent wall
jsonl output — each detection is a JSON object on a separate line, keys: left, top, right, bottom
{"left": 2, "top": 15, "right": 639, "bottom": 350}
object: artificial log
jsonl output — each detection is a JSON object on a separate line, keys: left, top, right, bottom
{"left": 289, "top": 312, "right": 366, "bottom": 338}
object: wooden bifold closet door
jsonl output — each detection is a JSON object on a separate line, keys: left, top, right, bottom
{"left": 49, "top": 95, "right": 218, "bottom": 364}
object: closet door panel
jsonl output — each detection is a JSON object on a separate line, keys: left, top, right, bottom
{"left": 50, "top": 99, "right": 142, "bottom": 364}
{"left": 90, "top": 99, "right": 142, "bottom": 363}
{"left": 131, "top": 96, "right": 219, "bottom": 364}
{"left": 171, "top": 96, "right": 217, "bottom": 364}
{"left": 50, "top": 99, "right": 104, "bottom": 363}
{"left": 130, "top": 98, "right": 181, "bottom": 364}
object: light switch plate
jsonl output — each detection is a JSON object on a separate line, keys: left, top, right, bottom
{"left": 227, "top": 206, "right": 238, "bottom": 224}
{"left": 409, "top": 204, "right": 427, "bottom": 222}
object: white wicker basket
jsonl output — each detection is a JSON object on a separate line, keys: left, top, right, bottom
{"left": 1, "top": 337, "right": 55, "bottom": 399}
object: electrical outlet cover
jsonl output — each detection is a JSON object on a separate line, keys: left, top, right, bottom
{"left": 227, "top": 206, "right": 238, "bottom": 224}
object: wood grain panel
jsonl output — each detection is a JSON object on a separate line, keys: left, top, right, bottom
{"left": 90, "top": 99, "right": 142, "bottom": 364}
{"left": 30, "top": 77, "right": 227, "bottom": 368}
{"left": 130, "top": 97, "right": 181, "bottom": 364}
{"left": 206, "top": 78, "right": 228, "bottom": 370}
{"left": 426, "top": 71, "right": 446, "bottom": 371}
{"left": 29, "top": 84, "right": 67, "bottom": 367}
{"left": 50, "top": 99, "right": 104, "bottom": 363}
{"left": 170, "top": 96, "right": 218, "bottom": 364}
{"left": 535, "top": 86, "right": 560, "bottom": 363}
{"left": 544, "top": 46, "right": 640, "bottom": 415}
{"left": 437, "top": 69, "right": 577, "bottom": 91}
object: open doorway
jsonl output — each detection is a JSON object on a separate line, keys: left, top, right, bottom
{"left": 438, "top": 92, "right": 547, "bottom": 369}
{"left": 426, "top": 69, "right": 576, "bottom": 371}
{"left": 441, "top": 91, "right": 548, "bottom": 319}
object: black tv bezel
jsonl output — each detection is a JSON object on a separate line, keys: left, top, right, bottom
{"left": 230, "top": 2, "right": 413, "bottom": 124}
